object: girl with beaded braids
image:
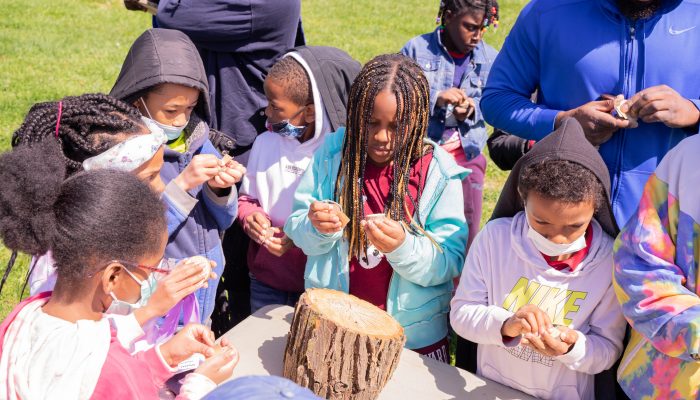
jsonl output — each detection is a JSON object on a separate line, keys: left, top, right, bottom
{"left": 285, "top": 54, "right": 469, "bottom": 361}
{"left": 401, "top": 0, "right": 499, "bottom": 253}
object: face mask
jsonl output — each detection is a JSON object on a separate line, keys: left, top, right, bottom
{"left": 140, "top": 98, "right": 188, "bottom": 141}
{"left": 105, "top": 267, "right": 156, "bottom": 315}
{"left": 526, "top": 217, "right": 587, "bottom": 257}
{"left": 266, "top": 119, "right": 306, "bottom": 139}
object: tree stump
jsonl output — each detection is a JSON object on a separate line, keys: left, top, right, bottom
{"left": 283, "top": 288, "right": 406, "bottom": 400}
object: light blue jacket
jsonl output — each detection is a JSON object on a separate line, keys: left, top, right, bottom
{"left": 401, "top": 29, "right": 498, "bottom": 160}
{"left": 284, "top": 128, "right": 469, "bottom": 349}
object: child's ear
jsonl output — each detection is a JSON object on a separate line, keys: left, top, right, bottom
{"left": 100, "top": 262, "right": 123, "bottom": 295}
{"left": 304, "top": 104, "right": 316, "bottom": 124}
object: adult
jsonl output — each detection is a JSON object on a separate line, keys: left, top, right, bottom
{"left": 481, "top": 0, "right": 700, "bottom": 227}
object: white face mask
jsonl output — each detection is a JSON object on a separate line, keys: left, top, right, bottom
{"left": 105, "top": 267, "right": 156, "bottom": 315}
{"left": 526, "top": 216, "right": 587, "bottom": 257}
{"left": 140, "top": 98, "right": 188, "bottom": 141}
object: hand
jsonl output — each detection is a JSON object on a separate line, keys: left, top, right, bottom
{"left": 555, "top": 99, "right": 633, "bottom": 146}
{"left": 362, "top": 218, "right": 406, "bottom": 253}
{"left": 501, "top": 304, "right": 552, "bottom": 338}
{"left": 160, "top": 324, "right": 217, "bottom": 367}
{"left": 623, "top": 85, "right": 700, "bottom": 128}
{"left": 244, "top": 211, "right": 272, "bottom": 244}
{"left": 194, "top": 339, "right": 239, "bottom": 385}
{"left": 264, "top": 229, "right": 294, "bottom": 257}
{"left": 136, "top": 260, "right": 215, "bottom": 324}
{"left": 308, "top": 201, "right": 343, "bottom": 234}
{"left": 173, "top": 154, "right": 220, "bottom": 192}
{"left": 209, "top": 159, "right": 246, "bottom": 189}
{"left": 524, "top": 326, "right": 579, "bottom": 357}
{"left": 453, "top": 97, "right": 476, "bottom": 121}
{"left": 436, "top": 88, "right": 467, "bottom": 108}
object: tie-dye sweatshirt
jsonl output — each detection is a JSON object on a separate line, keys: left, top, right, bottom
{"left": 613, "top": 134, "right": 700, "bottom": 399}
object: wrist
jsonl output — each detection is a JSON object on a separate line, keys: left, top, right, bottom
{"left": 554, "top": 109, "right": 573, "bottom": 128}
{"left": 173, "top": 175, "right": 192, "bottom": 192}
{"left": 133, "top": 305, "right": 160, "bottom": 327}
{"left": 158, "top": 343, "right": 176, "bottom": 367}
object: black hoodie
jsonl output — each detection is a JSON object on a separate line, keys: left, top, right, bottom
{"left": 491, "top": 117, "right": 619, "bottom": 238}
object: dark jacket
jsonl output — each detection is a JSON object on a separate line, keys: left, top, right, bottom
{"left": 110, "top": 28, "right": 237, "bottom": 322}
{"left": 155, "top": 0, "right": 304, "bottom": 165}
{"left": 486, "top": 129, "right": 531, "bottom": 171}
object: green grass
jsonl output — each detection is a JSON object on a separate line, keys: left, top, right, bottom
{"left": 0, "top": 0, "right": 527, "bottom": 319}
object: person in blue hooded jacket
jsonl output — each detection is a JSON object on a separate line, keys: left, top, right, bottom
{"left": 481, "top": 0, "right": 700, "bottom": 227}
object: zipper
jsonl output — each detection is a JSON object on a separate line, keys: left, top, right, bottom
{"left": 617, "top": 335, "right": 646, "bottom": 379}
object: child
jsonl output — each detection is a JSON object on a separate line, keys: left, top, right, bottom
{"left": 450, "top": 118, "right": 626, "bottom": 399}
{"left": 10, "top": 93, "right": 217, "bottom": 349}
{"left": 110, "top": 28, "right": 246, "bottom": 322}
{"left": 0, "top": 143, "right": 238, "bottom": 399}
{"left": 613, "top": 133, "right": 700, "bottom": 398}
{"left": 239, "top": 46, "right": 360, "bottom": 313}
{"left": 401, "top": 0, "right": 499, "bottom": 250}
{"left": 285, "top": 54, "right": 468, "bottom": 360}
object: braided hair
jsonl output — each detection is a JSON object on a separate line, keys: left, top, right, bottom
{"left": 335, "top": 54, "right": 432, "bottom": 259}
{"left": 12, "top": 93, "right": 145, "bottom": 175}
{"left": 437, "top": 0, "right": 499, "bottom": 28}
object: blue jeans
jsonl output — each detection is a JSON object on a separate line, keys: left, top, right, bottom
{"left": 249, "top": 274, "right": 302, "bottom": 314}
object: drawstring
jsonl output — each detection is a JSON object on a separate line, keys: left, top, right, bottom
{"left": 54, "top": 101, "right": 63, "bottom": 138}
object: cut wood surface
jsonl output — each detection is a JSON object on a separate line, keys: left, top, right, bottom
{"left": 283, "top": 288, "right": 406, "bottom": 400}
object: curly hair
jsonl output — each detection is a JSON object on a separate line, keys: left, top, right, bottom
{"left": 11, "top": 93, "right": 145, "bottom": 175}
{"left": 518, "top": 159, "right": 604, "bottom": 210}
{"left": 0, "top": 141, "right": 166, "bottom": 297}
{"left": 438, "top": 0, "right": 499, "bottom": 27}
{"left": 266, "top": 56, "right": 312, "bottom": 106}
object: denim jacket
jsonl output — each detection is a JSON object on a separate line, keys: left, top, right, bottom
{"left": 284, "top": 128, "right": 469, "bottom": 349}
{"left": 401, "top": 28, "right": 498, "bottom": 160}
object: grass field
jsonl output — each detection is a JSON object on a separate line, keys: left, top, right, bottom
{"left": 0, "top": 0, "right": 527, "bottom": 319}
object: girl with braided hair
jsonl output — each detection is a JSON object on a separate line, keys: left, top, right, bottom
{"left": 401, "top": 0, "right": 500, "bottom": 251}
{"left": 285, "top": 54, "right": 469, "bottom": 361}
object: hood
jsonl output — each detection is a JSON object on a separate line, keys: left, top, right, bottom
{"left": 491, "top": 117, "right": 619, "bottom": 237}
{"left": 110, "top": 28, "right": 211, "bottom": 122}
{"left": 597, "top": 0, "right": 684, "bottom": 22}
{"left": 286, "top": 46, "right": 360, "bottom": 133}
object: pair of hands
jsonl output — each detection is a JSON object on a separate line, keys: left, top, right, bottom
{"left": 556, "top": 85, "right": 700, "bottom": 146}
{"left": 173, "top": 154, "right": 246, "bottom": 193}
{"left": 244, "top": 212, "right": 294, "bottom": 257}
{"left": 160, "top": 324, "right": 239, "bottom": 385}
{"left": 135, "top": 259, "right": 217, "bottom": 325}
{"left": 501, "top": 304, "right": 578, "bottom": 358}
{"left": 436, "top": 88, "right": 476, "bottom": 122}
{"left": 307, "top": 201, "right": 406, "bottom": 253}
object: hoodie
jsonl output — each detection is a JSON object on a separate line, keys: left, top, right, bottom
{"left": 238, "top": 46, "right": 360, "bottom": 293}
{"left": 481, "top": 0, "right": 700, "bottom": 228}
{"left": 451, "top": 119, "right": 626, "bottom": 399}
{"left": 110, "top": 28, "right": 237, "bottom": 322}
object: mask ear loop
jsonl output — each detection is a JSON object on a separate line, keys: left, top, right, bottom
{"left": 140, "top": 97, "right": 155, "bottom": 120}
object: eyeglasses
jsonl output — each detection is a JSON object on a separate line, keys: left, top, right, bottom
{"left": 107, "top": 258, "right": 179, "bottom": 281}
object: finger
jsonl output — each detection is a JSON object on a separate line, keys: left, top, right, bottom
{"left": 310, "top": 201, "right": 332, "bottom": 212}
{"left": 534, "top": 311, "right": 547, "bottom": 336}
{"left": 642, "top": 110, "right": 672, "bottom": 124}
{"left": 592, "top": 99, "right": 615, "bottom": 112}
{"left": 519, "top": 318, "right": 532, "bottom": 334}
{"left": 523, "top": 313, "right": 539, "bottom": 335}
{"left": 637, "top": 99, "right": 669, "bottom": 120}
{"left": 194, "top": 154, "right": 221, "bottom": 168}
{"left": 313, "top": 210, "right": 339, "bottom": 223}
{"left": 253, "top": 213, "right": 270, "bottom": 229}
{"left": 595, "top": 111, "right": 631, "bottom": 130}
{"left": 315, "top": 221, "right": 343, "bottom": 232}
{"left": 525, "top": 333, "right": 546, "bottom": 351}
{"left": 365, "top": 220, "right": 392, "bottom": 244}
{"left": 216, "top": 170, "right": 237, "bottom": 185}
{"left": 212, "top": 175, "right": 226, "bottom": 187}
{"left": 375, "top": 219, "right": 403, "bottom": 239}
{"left": 627, "top": 87, "right": 667, "bottom": 116}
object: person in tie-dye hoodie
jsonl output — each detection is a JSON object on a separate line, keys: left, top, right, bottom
{"left": 613, "top": 133, "right": 700, "bottom": 399}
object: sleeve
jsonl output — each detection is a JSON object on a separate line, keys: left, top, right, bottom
{"left": 480, "top": 2, "right": 561, "bottom": 140}
{"left": 175, "top": 373, "right": 217, "bottom": 400}
{"left": 283, "top": 148, "right": 343, "bottom": 256}
{"left": 555, "top": 283, "right": 627, "bottom": 374}
{"left": 107, "top": 314, "right": 145, "bottom": 353}
{"left": 457, "top": 96, "right": 487, "bottom": 160}
{"left": 200, "top": 184, "right": 238, "bottom": 232}
{"left": 384, "top": 171, "right": 468, "bottom": 287}
{"left": 162, "top": 180, "right": 198, "bottom": 236}
{"left": 486, "top": 129, "right": 531, "bottom": 171}
{"left": 237, "top": 195, "right": 270, "bottom": 229}
{"left": 132, "top": 345, "right": 178, "bottom": 388}
{"left": 613, "top": 172, "right": 700, "bottom": 362}
{"left": 449, "top": 225, "right": 516, "bottom": 346}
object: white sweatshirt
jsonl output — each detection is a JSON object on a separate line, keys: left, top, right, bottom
{"left": 450, "top": 212, "right": 626, "bottom": 400}
{"left": 240, "top": 52, "right": 330, "bottom": 227}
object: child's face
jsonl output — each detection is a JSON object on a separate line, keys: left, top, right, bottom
{"left": 136, "top": 83, "right": 199, "bottom": 127}
{"left": 524, "top": 191, "right": 595, "bottom": 244}
{"left": 132, "top": 146, "right": 165, "bottom": 194}
{"left": 443, "top": 10, "right": 486, "bottom": 54}
{"left": 263, "top": 78, "right": 314, "bottom": 126}
{"left": 366, "top": 90, "right": 398, "bottom": 166}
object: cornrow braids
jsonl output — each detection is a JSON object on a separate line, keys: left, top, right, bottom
{"left": 267, "top": 56, "right": 312, "bottom": 106}
{"left": 437, "top": 0, "right": 500, "bottom": 28}
{"left": 335, "top": 54, "right": 432, "bottom": 259}
{"left": 12, "top": 93, "right": 145, "bottom": 175}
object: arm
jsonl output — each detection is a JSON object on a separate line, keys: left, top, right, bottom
{"left": 384, "top": 172, "right": 468, "bottom": 287}
{"left": 613, "top": 173, "right": 700, "bottom": 362}
{"left": 284, "top": 150, "right": 343, "bottom": 256}
{"left": 237, "top": 195, "right": 269, "bottom": 228}
{"left": 556, "top": 283, "right": 626, "bottom": 374}
{"left": 481, "top": 3, "right": 560, "bottom": 140}
{"left": 133, "top": 345, "right": 178, "bottom": 388}
{"left": 486, "top": 129, "right": 533, "bottom": 171}
{"left": 198, "top": 140, "right": 237, "bottom": 232}
{"left": 162, "top": 180, "right": 198, "bottom": 236}
{"left": 450, "top": 225, "right": 515, "bottom": 346}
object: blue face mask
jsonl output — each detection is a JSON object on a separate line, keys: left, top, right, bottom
{"left": 106, "top": 267, "right": 157, "bottom": 315}
{"left": 266, "top": 119, "right": 307, "bottom": 139}
{"left": 140, "top": 98, "right": 188, "bottom": 141}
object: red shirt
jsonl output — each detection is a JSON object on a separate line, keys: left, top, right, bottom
{"left": 541, "top": 225, "right": 593, "bottom": 272}
{"left": 349, "top": 153, "right": 433, "bottom": 309}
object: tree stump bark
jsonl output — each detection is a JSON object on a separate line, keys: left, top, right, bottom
{"left": 283, "top": 288, "right": 406, "bottom": 400}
